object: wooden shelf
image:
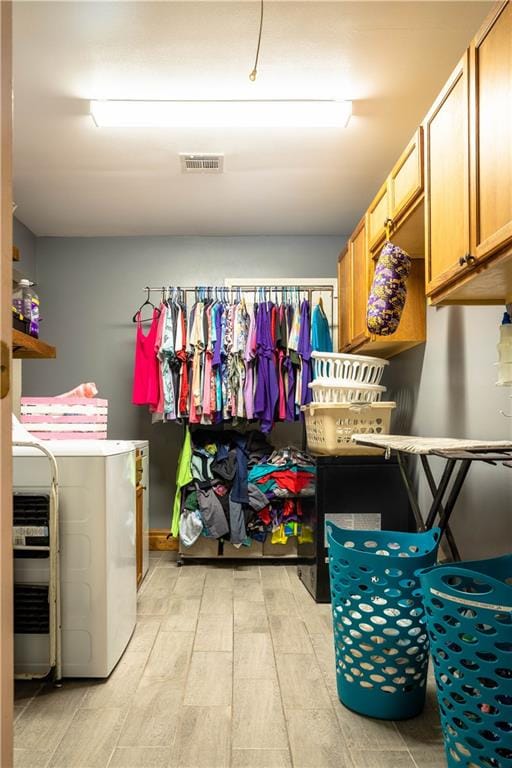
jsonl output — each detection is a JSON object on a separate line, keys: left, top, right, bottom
{"left": 12, "top": 329, "right": 56, "bottom": 359}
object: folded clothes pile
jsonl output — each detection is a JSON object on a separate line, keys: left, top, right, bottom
{"left": 244, "top": 447, "right": 316, "bottom": 545}
{"left": 248, "top": 447, "right": 316, "bottom": 498}
{"left": 246, "top": 498, "right": 308, "bottom": 544}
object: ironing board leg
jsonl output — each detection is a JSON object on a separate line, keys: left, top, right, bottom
{"left": 443, "top": 522, "right": 462, "bottom": 562}
{"left": 420, "top": 455, "right": 461, "bottom": 561}
{"left": 424, "top": 459, "right": 456, "bottom": 529}
{"left": 396, "top": 452, "right": 425, "bottom": 531}
{"left": 437, "top": 459, "right": 472, "bottom": 545}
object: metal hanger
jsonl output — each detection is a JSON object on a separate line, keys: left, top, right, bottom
{"left": 132, "top": 287, "right": 160, "bottom": 323}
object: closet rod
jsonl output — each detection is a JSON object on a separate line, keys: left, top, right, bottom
{"left": 141, "top": 284, "right": 336, "bottom": 291}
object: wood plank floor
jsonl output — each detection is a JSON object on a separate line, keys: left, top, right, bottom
{"left": 14, "top": 553, "right": 446, "bottom": 768}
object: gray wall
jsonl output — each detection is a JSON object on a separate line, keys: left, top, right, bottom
{"left": 386, "top": 305, "right": 512, "bottom": 560}
{"left": 13, "top": 217, "right": 37, "bottom": 281}
{"left": 23, "top": 235, "right": 343, "bottom": 528}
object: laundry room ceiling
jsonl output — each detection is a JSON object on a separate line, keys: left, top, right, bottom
{"left": 13, "top": 1, "right": 491, "bottom": 237}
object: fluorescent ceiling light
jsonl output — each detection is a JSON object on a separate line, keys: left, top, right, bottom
{"left": 90, "top": 99, "right": 352, "bottom": 128}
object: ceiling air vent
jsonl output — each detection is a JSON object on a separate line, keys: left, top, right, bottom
{"left": 180, "top": 154, "right": 224, "bottom": 173}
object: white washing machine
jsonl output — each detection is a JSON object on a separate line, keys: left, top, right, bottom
{"left": 13, "top": 440, "right": 137, "bottom": 678}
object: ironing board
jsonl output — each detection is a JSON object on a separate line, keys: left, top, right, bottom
{"left": 351, "top": 434, "right": 512, "bottom": 561}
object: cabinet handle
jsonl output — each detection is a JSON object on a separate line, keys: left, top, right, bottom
{"left": 459, "top": 253, "right": 476, "bottom": 267}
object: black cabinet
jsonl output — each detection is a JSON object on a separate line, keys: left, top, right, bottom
{"left": 297, "top": 455, "right": 414, "bottom": 603}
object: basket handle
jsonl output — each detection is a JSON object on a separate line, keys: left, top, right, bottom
{"left": 426, "top": 586, "right": 512, "bottom": 613}
{"left": 418, "top": 564, "right": 512, "bottom": 611}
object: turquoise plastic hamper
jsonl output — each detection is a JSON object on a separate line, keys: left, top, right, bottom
{"left": 326, "top": 523, "right": 440, "bottom": 720}
{"left": 419, "top": 555, "right": 512, "bottom": 768}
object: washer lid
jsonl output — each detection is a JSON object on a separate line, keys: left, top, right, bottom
{"left": 129, "top": 439, "right": 149, "bottom": 449}
{"left": 13, "top": 439, "right": 136, "bottom": 457}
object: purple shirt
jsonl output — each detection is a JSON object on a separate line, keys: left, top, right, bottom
{"left": 297, "top": 299, "right": 313, "bottom": 406}
{"left": 212, "top": 303, "right": 223, "bottom": 366}
{"left": 253, "top": 302, "right": 279, "bottom": 433}
{"left": 243, "top": 307, "right": 257, "bottom": 420}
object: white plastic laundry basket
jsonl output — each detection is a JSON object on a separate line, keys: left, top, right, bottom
{"left": 302, "top": 401, "right": 395, "bottom": 455}
{"left": 309, "top": 380, "right": 386, "bottom": 404}
{"left": 312, "top": 351, "right": 388, "bottom": 385}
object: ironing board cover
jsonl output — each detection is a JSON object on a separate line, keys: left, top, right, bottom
{"left": 351, "top": 434, "right": 512, "bottom": 455}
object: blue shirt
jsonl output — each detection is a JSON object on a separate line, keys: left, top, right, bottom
{"left": 311, "top": 303, "right": 333, "bottom": 353}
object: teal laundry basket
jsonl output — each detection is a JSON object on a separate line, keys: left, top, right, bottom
{"left": 326, "top": 523, "right": 440, "bottom": 720}
{"left": 419, "top": 555, "right": 512, "bottom": 768}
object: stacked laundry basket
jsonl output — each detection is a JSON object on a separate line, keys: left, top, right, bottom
{"left": 303, "top": 351, "right": 396, "bottom": 455}
{"left": 326, "top": 526, "right": 512, "bottom": 766}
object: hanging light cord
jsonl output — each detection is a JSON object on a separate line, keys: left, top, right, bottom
{"left": 249, "top": 0, "right": 264, "bottom": 81}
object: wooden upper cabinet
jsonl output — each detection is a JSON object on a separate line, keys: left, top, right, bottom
{"left": 337, "top": 218, "right": 371, "bottom": 353}
{"left": 367, "top": 128, "right": 424, "bottom": 252}
{"left": 470, "top": 1, "right": 512, "bottom": 262}
{"left": 425, "top": 52, "right": 471, "bottom": 297}
{"left": 389, "top": 128, "right": 423, "bottom": 223}
{"left": 425, "top": 1, "right": 512, "bottom": 304}
{"left": 337, "top": 246, "right": 352, "bottom": 351}
{"left": 350, "top": 217, "right": 370, "bottom": 348}
{"left": 338, "top": 128, "right": 427, "bottom": 357}
{"left": 367, "top": 181, "right": 389, "bottom": 251}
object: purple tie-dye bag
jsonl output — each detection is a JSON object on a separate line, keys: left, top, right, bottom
{"left": 367, "top": 241, "right": 411, "bottom": 336}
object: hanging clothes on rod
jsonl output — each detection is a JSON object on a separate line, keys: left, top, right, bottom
{"left": 132, "top": 312, "right": 160, "bottom": 409}
{"left": 311, "top": 295, "right": 333, "bottom": 353}
{"left": 132, "top": 287, "right": 189, "bottom": 418}
{"left": 131, "top": 284, "right": 330, "bottom": 433}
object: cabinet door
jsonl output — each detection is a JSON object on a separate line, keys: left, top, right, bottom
{"left": 338, "top": 247, "right": 352, "bottom": 351}
{"left": 389, "top": 128, "right": 424, "bottom": 223}
{"left": 425, "top": 52, "right": 471, "bottom": 296}
{"left": 142, "top": 454, "right": 149, "bottom": 578}
{"left": 350, "top": 218, "right": 370, "bottom": 347}
{"left": 367, "top": 181, "right": 389, "bottom": 251}
{"left": 136, "top": 486, "right": 143, "bottom": 589}
{"left": 470, "top": 2, "right": 512, "bottom": 262}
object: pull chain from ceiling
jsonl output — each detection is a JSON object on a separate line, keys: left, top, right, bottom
{"left": 249, "top": 0, "right": 264, "bottom": 81}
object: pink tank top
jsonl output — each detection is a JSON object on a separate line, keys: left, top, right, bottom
{"left": 132, "top": 309, "right": 160, "bottom": 407}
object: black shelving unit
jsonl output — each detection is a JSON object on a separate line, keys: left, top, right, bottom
{"left": 297, "top": 455, "right": 414, "bottom": 603}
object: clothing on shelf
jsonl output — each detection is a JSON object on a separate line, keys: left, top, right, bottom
{"left": 172, "top": 430, "right": 316, "bottom": 547}
{"left": 248, "top": 448, "right": 316, "bottom": 498}
{"left": 132, "top": 288, "right": 331, "bottom": 433}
